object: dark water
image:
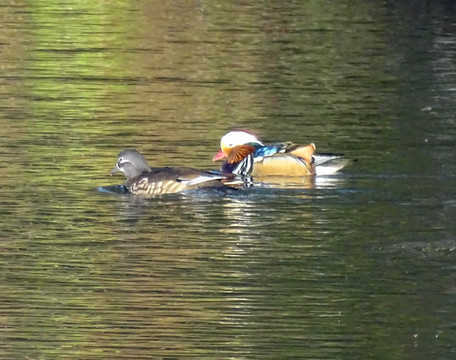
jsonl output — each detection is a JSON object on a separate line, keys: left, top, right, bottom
{"left": 1, "top": 0, "right": 456, "bottom": 359}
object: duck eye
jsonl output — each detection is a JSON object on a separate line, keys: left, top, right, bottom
{"left": 118, "top": 157, "right": 124, "bottom": 162}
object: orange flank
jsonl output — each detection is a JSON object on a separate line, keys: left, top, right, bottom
{"left": 289, "top": 143, "right": 316, "bottom": 165}
{"left": 252, "top": 154, "right": 314, "bottom": 176}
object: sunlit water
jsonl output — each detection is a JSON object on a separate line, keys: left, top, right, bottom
{"left": 1, "top": 1, "right": 456, "bottom": 359}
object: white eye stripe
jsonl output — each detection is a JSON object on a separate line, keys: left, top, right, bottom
{"left": 118, "top": 157, "right": 131, "bottom": 164}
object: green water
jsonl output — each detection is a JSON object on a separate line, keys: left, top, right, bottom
{"left": 1, "top": 1, "right": 456, "bottom": 359}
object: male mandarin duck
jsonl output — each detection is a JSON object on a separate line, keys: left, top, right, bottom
{"left": 213, "top": 130, "right": 352, "bottom": 177}
{"left": 111, "top": 149, "right": 242, "bottom": 198}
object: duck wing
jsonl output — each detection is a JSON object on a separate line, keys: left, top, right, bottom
{"left": 255, "top": 142, "right": 315, "bottom": 165}
{"left": 171, "top": 167, "right": 227, "bottom": 187}
{"left": 253, "top": 154, "right": 314, "bottom": 176}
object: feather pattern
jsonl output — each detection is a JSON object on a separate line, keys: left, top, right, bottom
{"left": 111, "top": 149, "right": 238, "bottom": 198}
{"left": 215, "top": 130, "right": 353, "bottom": 176}
{"left": 232, "top": 154, "right": 254, "bottom": 176}
{"left": 253, "top": 143, "right": 287, "bottom": 157}
{"left": 226, "top": 145, "right": 256, "bottom": 164}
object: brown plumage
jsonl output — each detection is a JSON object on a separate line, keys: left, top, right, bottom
{"left": 125, "top": 167, "right": 227, "bottom": 197}
{"left": 226, "top": 145, "right": 256, "bottom": 164}
{"left": 111, "top": 149, "right": 237, "bottom": 198}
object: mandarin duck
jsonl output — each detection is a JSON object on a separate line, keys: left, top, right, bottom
{"left": 111, "top": 149, "right": 242, "bottom": 198}
{"left": 213, "top": 130, "right": 352, "bottom": 177}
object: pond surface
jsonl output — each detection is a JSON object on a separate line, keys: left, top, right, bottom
{"left": 1, "top": 0, "right": 456, "bottom": 359}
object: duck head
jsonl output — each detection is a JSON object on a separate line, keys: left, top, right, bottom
{"left": 213, "top": 130, "right": 263, "bottom": 161}
{"left": 111, "top": 149, "right": 151, "bottom": 179}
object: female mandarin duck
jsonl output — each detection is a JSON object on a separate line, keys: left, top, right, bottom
{"left": 111, "top": 149, "right": 241, "bottom": 198}
{"left": 213, "top": 130, "right": 352, "bottom": 177}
